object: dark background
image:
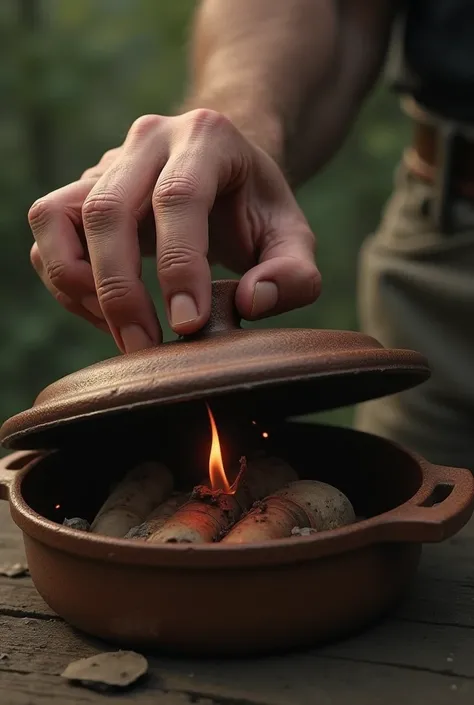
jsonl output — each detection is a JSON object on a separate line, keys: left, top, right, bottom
{"left": 0, "top": 1, "right": 409, "bottom": 437}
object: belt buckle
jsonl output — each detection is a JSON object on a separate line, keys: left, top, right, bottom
{"left": 432, "top": 122, "right": 465, "bottom": 236}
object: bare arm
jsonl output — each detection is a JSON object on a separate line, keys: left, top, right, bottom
{"left": 183, "top": 0, "right": 398, "bottom": 185}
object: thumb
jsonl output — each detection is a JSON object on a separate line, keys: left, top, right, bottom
{"left": 235, "top": 218, "right": 321, "bottom": 320}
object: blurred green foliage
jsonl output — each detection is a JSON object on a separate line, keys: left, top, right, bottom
{"left": 0, "top": 1, "right": 409, "bottom": 437}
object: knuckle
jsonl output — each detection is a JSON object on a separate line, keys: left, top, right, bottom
{"left": 80, "top": 167, "right": 100, "bottom": 180}
{"left": 153, "top": 175, "right": 200, "bottom": 210}
{"left": 186, "top": 108, "right": 228, "bottom": 134}
{"left": 28, "top": 198, "right": 55, "bottom": 230}
{"left": 128, "top": 114, "right": 162, "bottom": 142}
{"left": 101, "top": 148, "right": 120, "bottom": 163}
{"left": 45, "top": 259, "right": 75, "bottom": 290}
{"left": 82, "top": 192, "right": 125, "bottom": 227}
{"left": 157, "top": 245, "right": 200, "bottom": 278}
{"left": 96, "top": 275, "right": 135, "bottom": 308}
{"left": 81, "top": 149, "right": 120, "bottom": 180}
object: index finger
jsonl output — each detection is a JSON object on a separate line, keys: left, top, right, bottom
{"left": 81, "top": 118, "right": 168, "bottom": 352}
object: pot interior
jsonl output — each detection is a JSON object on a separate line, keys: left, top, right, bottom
{"left": 18, "top": 415, "right": 423, "bottom": 526}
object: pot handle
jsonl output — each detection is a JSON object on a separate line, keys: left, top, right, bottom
{"left": 0, "top": 451, "right": 41, "bottom": 501}
{"left": 376, "top": 464, "right": 474, "bottom": 543}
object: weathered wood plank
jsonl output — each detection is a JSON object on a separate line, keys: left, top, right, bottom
{"left": 1, "top": 672, "right": 204, "bottom": 705}
{"left": 162, "top": 659, "right": 472, "bottom": 705}
{"left": 1, "top": 613, "right": 474, "bottom": 701}
{"left": 0, "top": 502, "right": 21, "bottom": 536}
{"left": 0, "top": 577, "right": 57, "bottom": 620}
{"left": 321, "top": 618, "right": 474, "bottom": 677}
{"left": 0, "top": 503, "right": 26, "bottom": 565}
{"left": 395, "top": 575, "right": 474, "bottom": 628}
{"left": 420, "top": 529, "right": 474, "bottom": 576}
{"left": 1, "top": 654, "right": 471, "bottom": 705}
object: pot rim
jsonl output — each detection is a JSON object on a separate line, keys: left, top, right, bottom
{"left": 3, "top": 434, "right": 474, "bottom": 570}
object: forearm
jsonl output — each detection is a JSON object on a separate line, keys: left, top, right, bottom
{"left": 182, "top": 0, "right": 397, "bottom": 186}
{"left": 183, "top": 0, "right": 338, "bottom": 174}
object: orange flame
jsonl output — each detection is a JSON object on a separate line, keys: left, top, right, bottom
{"left": 206, "top": 404, "right": 231, "bottom": 493}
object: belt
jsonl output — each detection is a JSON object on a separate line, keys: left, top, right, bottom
{"left": 405, "top": 121, "right": 474, "bottom": 200}
{"left": 404, "top": 119, "right": 474, "bottom": 233}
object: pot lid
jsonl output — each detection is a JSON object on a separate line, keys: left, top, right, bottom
{"left": 0, "top": 279, "right": 430, "bottom": 450}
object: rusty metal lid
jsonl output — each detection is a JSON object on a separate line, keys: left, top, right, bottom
{"left": 0, "top": 280, "right": 430, "bottom": 450}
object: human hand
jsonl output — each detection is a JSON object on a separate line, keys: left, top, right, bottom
{"left": 29, "top": 110, "right": 321, "bottom": 353}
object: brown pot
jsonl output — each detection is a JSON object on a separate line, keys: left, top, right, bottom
{"left": 1, "top": 420, "right": 472, "bottom": 656}
{"left": 2, "top": 279, "right": 472, "bottom": 655}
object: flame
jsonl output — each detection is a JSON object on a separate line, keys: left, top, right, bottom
{"left": 262, "top": 431, "right": 269, "bottom": 439}
{"left": 206, "top": 404, "right": 231, "bottom": 493}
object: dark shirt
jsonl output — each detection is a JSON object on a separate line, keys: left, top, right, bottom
{"left": 389, "top": 0, "right": 474, "bottom": 123}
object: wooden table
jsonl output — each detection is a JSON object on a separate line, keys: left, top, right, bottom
{"left": 1, "top": 501, "right": 473, "bottom": 705}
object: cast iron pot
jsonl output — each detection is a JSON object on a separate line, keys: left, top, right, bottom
{"left": 1, "top": 419, "right": 472, "bottom": 656}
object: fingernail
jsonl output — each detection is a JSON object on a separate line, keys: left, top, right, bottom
{"left": 170, "top": 293, "right": 198, "bottom": 327}
{"left": 251, "top": 281, "right": 278, "bottom": 318}
{"left": 82, "top": 295, "right": 104, "bottom": 320}
{"left": 120, "top": 324, "right": 153, "bottom": 353}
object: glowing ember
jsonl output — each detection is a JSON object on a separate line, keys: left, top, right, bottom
{"left": 55, "top": 504, "right": 61, "bottom": 510}
{"left": 262, "top": 431, "right": 269, "bottom": 439}
{"left": 206, "top": 404, "right": 231, "bottom": 493}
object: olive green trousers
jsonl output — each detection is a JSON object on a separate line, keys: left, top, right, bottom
{"left": 355, "top": 162, "right": 474, "bottom": 470}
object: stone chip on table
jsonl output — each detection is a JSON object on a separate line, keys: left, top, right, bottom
{"left": 61, "top": 650, "right": 148, "bottom": 691}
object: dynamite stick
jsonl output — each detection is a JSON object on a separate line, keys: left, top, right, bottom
{"left": 124, "top": 492, "right": 189, "bottom": 540}
{"left": 221, "top": 480, "right": 356, "bottom": 544}
{"left": 146, "top": 456, "right": 298, "bottom": 545}
{"left": 91, "top": 461, "right": 173, "bottom": 538}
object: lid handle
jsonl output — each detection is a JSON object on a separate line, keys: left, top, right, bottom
{"left": 184, "top": 279, "right": 242, "bottom": 339}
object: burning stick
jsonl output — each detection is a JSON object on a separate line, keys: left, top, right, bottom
{"left": 124, "top": 492, "right": 189, "bottom": 540}
{"left": 146, "top": 488, "right": 242, "bottom": 544}
{"left": 146, "top": 455, "right": 298, "bottom": 544}
{"left": 221, "top": 480, "right": 356, "bottom": 544}
{"left": 91, "top": 461, "right": 173, "bottom": 538}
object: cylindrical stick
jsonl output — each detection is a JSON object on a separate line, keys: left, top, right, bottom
{"left": 147, "top": 456, "right": 298, "bottom": 544}
{"left": 124, "top": 492, "right": 189, "bottom": 540}
{"left": 91, "top": 461, "right": 173, "bottom": 538}
{"left": 221, "top": 480, "right": 356, "bottom": 544}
